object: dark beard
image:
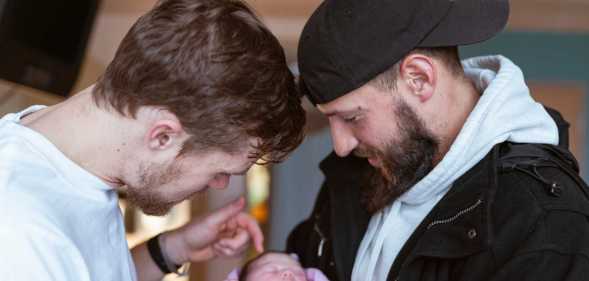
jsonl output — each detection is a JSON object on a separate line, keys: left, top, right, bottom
{"left": 361, "top": 98, "right": 439, "bottom": 214}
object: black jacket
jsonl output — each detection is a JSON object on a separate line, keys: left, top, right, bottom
{"left": 287, "top": 142, "right": 589, "bottom": 281}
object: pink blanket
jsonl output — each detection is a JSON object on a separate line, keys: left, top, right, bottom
{"left": 224, "top": 267, "right": 329, "bottom": 281}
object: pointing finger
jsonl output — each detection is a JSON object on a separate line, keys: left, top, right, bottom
{"left": 206, "top": 197, "right": 245, "bottom": 227}
{"left": 235, "top": 213, "right": 264, "bottom": 252}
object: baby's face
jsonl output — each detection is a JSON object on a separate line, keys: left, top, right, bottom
{"left": 245, "top": 253, "right": 307, "bottom": 281}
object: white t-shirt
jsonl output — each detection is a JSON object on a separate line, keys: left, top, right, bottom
{"left": 0, "top": 106, "right": 137, "bottom": 281}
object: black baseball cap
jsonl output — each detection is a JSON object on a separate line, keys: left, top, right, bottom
{"left": 298, "top": 0, "right": 510, "bottom": 105}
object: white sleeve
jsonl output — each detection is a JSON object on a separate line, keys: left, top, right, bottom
{"left": 0, "top": 225, "right": 92, "bottom": 281}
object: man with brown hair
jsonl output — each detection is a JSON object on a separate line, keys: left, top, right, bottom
{"left": 0, "top": 0, "right": 305, "bottom": 280}
{"left": 289, "top": 0, "right": 589, "bottom": 280}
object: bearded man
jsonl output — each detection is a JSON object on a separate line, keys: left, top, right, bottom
{"left": 288, "top": 0, "right": 589, "bottom": 280}
{"left": 0, "top": 0, "right": 305, "bottom": 280}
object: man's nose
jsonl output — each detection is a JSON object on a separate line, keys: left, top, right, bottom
{"left": 208, "top": 174, "right": 230, "bottom": 189}
{"left": 330, "top": 120, "right": 358, "bottom": 157}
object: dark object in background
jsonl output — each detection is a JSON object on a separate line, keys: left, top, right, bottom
{"left": 0, "top": 0, "right": 99, "bottom": 97}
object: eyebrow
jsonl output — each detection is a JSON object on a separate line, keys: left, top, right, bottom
{"left": 324, "top": 107, "right": 365, "bottom": 117}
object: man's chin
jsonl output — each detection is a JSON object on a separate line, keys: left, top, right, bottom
{"left": 138, "top": 203, "right": 175, "bottom": 216}
{"left": 130, "top": 197, "right": 180, "bottom": 216}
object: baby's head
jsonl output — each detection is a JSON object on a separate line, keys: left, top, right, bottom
{"left": 239, "top": 251, "right": 307, "bottom": 281}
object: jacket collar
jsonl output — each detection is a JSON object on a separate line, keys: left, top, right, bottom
{"left": 409, "top": 145, "right": 498, "bottom": 259}
{"left": 320, "top": 153, "right": 371, "bottom": 281}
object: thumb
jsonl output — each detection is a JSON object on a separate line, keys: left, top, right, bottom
{"left": 207, "top": 197, "right": 246, "bottom": 226}
{"left": 188, "top": 247, "right": 216, "bottom": 262}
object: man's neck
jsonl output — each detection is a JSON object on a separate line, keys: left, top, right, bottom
{"left": 434, "top": 77, "right": 481, "bottom": 164}
{"left": 21, "top": 86, "right": 127, "bottom": 187}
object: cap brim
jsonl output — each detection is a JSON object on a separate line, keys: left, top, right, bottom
{"left": 419, "top": 0, "right": 509, "bottom": 47}
{"left": 298, "top": 77, "right": 315, "bottom": 105}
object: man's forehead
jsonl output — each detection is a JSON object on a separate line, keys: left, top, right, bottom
{"left": 317, "top": 95, "right": 354, "bottom": 115}
{"left": 316, "top": 91, "right": 369, "bottom": 116}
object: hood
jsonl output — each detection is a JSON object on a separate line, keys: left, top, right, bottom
{"left": 399, "top": 55, "right": 559, "bottom": 205}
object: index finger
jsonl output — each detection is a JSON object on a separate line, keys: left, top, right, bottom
{"left": 235, "top": 213, "right": 264, "bottom": 252}
{"left": 206, "top": 197, "right": 246, "bottom": 227}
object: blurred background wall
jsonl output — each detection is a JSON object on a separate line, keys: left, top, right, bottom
{"left": 0, "top": 1, "right": 587, "bottom": 281}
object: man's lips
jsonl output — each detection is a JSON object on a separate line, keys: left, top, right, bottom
{"left": 368, "top": 157, "right": 380, "bottom": 167}
{"left": 354, "top": 149, "right": 380, "bottom": 167}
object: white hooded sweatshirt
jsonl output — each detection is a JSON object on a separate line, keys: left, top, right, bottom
{"left": 351, "top": 55, "right": 559, "bottom": 281}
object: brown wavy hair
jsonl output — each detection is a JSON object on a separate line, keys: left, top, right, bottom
{"left": 92, "top": 0, "right": 305, "bottom": 162}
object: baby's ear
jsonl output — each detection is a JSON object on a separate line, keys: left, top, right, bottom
{"left": 289, "top": 253, "right": 300, "bottom": 261}
{"left": 305, "top": 268, "right": 330, "bottom": 281}
{"left": 224, "top": 268, "right": 240, "bottom": 281}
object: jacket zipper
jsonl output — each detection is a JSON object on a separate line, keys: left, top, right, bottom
{"left": 426, "top": 199, "right": 483, "bottom": 230}
{"left": 388, "top": 200, "right": 483, "bottom": 281}
{"left": 313, "top": 216, "right": 327, "bottom": 257}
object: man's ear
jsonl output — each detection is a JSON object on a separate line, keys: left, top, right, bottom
{"left": 145, "top": 114, "right": 184, "bottom": 151}
{"left": 399, "top": 54, "right": 436, "bottom": 103}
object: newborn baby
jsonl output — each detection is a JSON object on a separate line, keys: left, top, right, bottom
{"left": 224, "top": 252, "right": 329, "bottom": 281}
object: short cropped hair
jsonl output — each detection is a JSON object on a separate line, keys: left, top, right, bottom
{"left": 370, "top": 46, "right": 463, "bottom": 92}
{"left": 92, "top": 0, "right": 305, "bottom": 162}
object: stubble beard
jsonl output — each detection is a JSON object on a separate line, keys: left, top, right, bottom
{"left": 124, "top": 161, "right": 183, "bottom": 216}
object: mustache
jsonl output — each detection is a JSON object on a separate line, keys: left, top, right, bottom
{"left": 353, "top": 146, "right": 377, "bottom": 158}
